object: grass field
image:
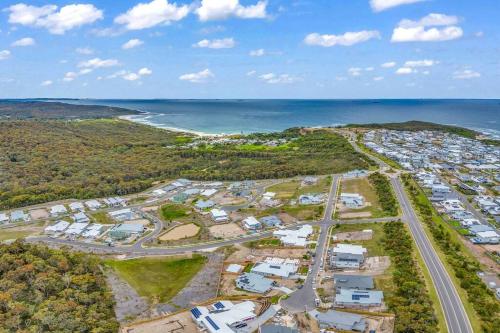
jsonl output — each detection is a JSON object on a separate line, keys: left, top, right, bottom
{"left": 91, "top": 211, "right": 115, "bottom": 224}
{"left": 244, "top": 238, "right": 282, "bottom": 248}
{"left": 332, "top": 222, "right": 386, "bottom": 256}
{"left": 340, "top": 177, "right": 386, "bottom": 218}
{"left": 0, "top": 229, "right": 36, "bottom": 241}
{"left": 104, "top": 255, "right": 207, "bottom": 303}
{"left": 267, "top": 181, "right": 301, "bottom": 199}
{"left": 159, "top": 204, "right": 189, "bottom": 221}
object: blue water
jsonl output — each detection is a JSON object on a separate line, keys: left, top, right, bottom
{"left": 48, "top": 99, "right": 500, "bottom": 136}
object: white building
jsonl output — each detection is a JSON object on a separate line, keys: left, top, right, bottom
{"left": 69, "top": 202, "right": 85, "bottom": 212}
{"left": 191, "top": 301, "right": 256, "bottom": 333}
{"left": 50, "top": 204, "right": 67, "bottom": 216}
{"left": 0, "top": 213, "right": 9, "bottom": 224}
{"left": 45, "top": 221, "right": 70, "bottom": 234}
{"left": 85, "top": 200, "right": 102, "bottom": 211}
{"left": 81, "top": 224, "right": 105, "bottom": 238}
{"left": 201, "top": 189, "right": 218, "bottom": 197}
{"left": 273, "top": 224, "right": 313, "bottom": 247}
{"left": 340, "top": 193, "right": 365, "bottom": 209}
{"left": 210, "top": 209, "right": 228, "bottom": 222}
{"left": 109, "top": 208, "right": 134, "bottom": 221}
{"left": 251, "top": 257, "right": 299, "bottom": 278}
{"left": 243, "top": 216, "right": 261, "bottom": 230}
{"left": 65, "top": 223, "right": 89, "bottom": 236}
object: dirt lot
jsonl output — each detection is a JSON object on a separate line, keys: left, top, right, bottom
{"left": 339, "top": 211, "right": 372, "bottom": 219}
{"left": 227, "top": 245, "right": 309, "bottom": 263}
{"left": 141, "top": 206, "right": 158, "bottom": 212}
{"left": 212, "top": 191, "right": 248, "bottom": 206}
{"left": 160, "top": 224, "right": 200, "bottom": 241}
{"left": 462, "top": 241, "right": 500, "bottom": 272}
{"left": 362, "top": 256, "right": 391, "bottom": 275}
{"left": 209, "top": 223, "right": 246, "bottom": 238}
{"left": 333, "top": 230, "right": 373, "bottom": 242}
{"left": 121, "top": 310, "right": 199, "bottom": 333}
{"left": 125, "top": 219, "right": 151, "bottom": 226}
{"left": 366, "top": 315, "right": 395, "bottom": 333}
{"left": 29, "top": 209, "right": 49, "bottom": 220}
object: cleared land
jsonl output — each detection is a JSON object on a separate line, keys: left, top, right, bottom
{"left": 159, "top": 204, "right": 189, "bottom": 221}
{"left": 0, "top": 121, "right": 371, "bottom": 209}
{"left": 209, "top": 223, "right": 245, "bottom": 238}
{"left": 104, "top": 255, "right": 207, "bottom": 303}
{"left": 160, "top": 223, "right": 200, "bottom": 241}
{"left": 339, "top": 177, "right": 385, "bottom": 218}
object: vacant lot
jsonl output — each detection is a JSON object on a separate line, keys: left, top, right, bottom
{"left": 0, "top": 223, "right": 44, "bottom": 241}
{"left": 159, "top": 204, "right": 189, "bottom": 221}
{"left": 267, "top": 181, "right": 301, "bottom": 199}
{"left": 209, "top": 223, "right": 245, "bottom": 238}
{"left": 332, "top": 223, "right": 387, "bottom": 257}
{"left": 340, "top": 177, "right": 384, "bottom": 218}
{"left": 160, "top": 223, "right": 200, "bottom": 241}
{"left": 104, "top": 255, "right": 207, "bottom": 303}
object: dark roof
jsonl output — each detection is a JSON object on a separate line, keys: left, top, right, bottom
{"left": 333, "top": 274, "right": 374, "bottom": 290}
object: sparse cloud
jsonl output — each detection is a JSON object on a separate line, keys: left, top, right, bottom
{"left": 11, "top": 37, "right": 35, "bottom": 47}
{"left": 5, "top": 3, "right": 103, "bottom": 34}
{"left": 391, "top": 13, "right": 463, "bottom": 42}
{"left": 179, "top": 68, "right": 214, "bottom": 83}
{"left": 115, "top": 0, "right": 190, "bottom": 30}
{"left": 0, "top": 50, "right": 11, "bottom": 60}
{"left": 107, "top": 67, "right": 152, "bottom": 81}
{"left": 348, "top": 67, "right": 363, "bottom": 76}
{"left": 196, "top": 0, "right": 267, "bottom": 21}
{"left": 249, "top": 48, "right": 265, "bottom": 57}
{"left": 199, "top": 25, "right": 225, "bottom": 34}
{"left": 373, "top": 76, "right": 384, "bottom": 81}
{"left": 453, "top": 69, "right": 480, "bottom": 79}
{"left": 396, "top": 67, "right": 415, "bottom": 75}
{"left": 304, "top": 30, "right": 380, "bottom": 47}
{"left": 193, "top": 38, "right": 235, "bottom": 49}
{"left": 246, "top": 70, "right": 256, "bottom": 76}
{"left": 259, "top": 73, "right": 301, "bottom": 84}
{"left": 76, "top": 47, "right": 94, "bottom": 55}
{"left": 381, "top": 61, "right": 396, "bottom": 68}
{"left": 404, "top": 59, "right": 438, "bottom": 67}
{"left": 122, "top": 38, "right": 144, "bottom": 49}
{"left": 41, "top": 80, "right": 53, "bottom": 86}
{"left": 78, "top": 58, "right": 119, "bottom": 69}
{"left": 370, "top": 0, "right": 425, "bottom": 12}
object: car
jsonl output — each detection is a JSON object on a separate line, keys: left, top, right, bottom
{"left": 297, "top": 285, "right": 303, "bottom": 289}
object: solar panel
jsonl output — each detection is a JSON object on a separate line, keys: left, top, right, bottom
{"left": 214, "top": 301, "right": 225, "bottom": 309}
{"left": 206, "top": 316, "right": 220, "bottom": 330}
{"left": 191, "top": 308, "right": 202, "bottom": 318}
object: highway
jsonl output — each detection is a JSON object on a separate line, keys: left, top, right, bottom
{"left": 392, "top": 177, "right": 473, "bottom": 333}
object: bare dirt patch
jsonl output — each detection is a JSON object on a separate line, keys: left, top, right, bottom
{"left": 362, "top": 256, "right": 391, "bottom": 275}
{"left": 160, "top": 224, "right": 200, "bottom": 241}
{"left": 339, "top": 211, "right": 372, "bottom": 219}
{"left": 334, "top": 230, "right": 373, "bottom": 242}
{"left": 209, "top": 223, "right": 245, "bottom": 238}
{"left": 141, "top": 206, "right": 158, "bottom": 212}
{"left": 29, "top": 208, "right": 49, "bottom": 220}
{"left": 125, "top": 219, "right": 151, "bottom": 226}
{"left": 121, "top": 310, "right": 199, "bottom": 333}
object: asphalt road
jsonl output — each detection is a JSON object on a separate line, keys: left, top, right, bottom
{"left": 392, "top": 177, "right": 473, "bottom": 333}
{"left": 281, "top": 175, "right": 339, "bottom": 312}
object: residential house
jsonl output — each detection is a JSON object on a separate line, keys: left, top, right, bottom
{"left": 69, "top": 202, "right": 85, "bottom": 212}
{"left": 273, "top": 224, "right": 313, "bottom": 247}
{"left": 210, "top": 209, "right": 229, "bottom": 223}
{"left": 299, "top": 194, "right": 324, "bottom": 205}
{"left": 340, "top": 193, "right": 364, "bottom": 209}
{"left": 334, "top": 289, "right": 384, "bottom": 308}
{"left": 260, "top": 215, "right": 282, "bottom": 228}
{"left": 50, "top": 204, "right": 67, "bottom": 217}
{"left": 259, "top": 324, "right": 298, "bottom": 333}
{"left": 251, "top": 257, "right": 299, "bottom": 278}
{"left": 333, "top": 274, "right": 374, "bottom": 291}
{"left": 0, "top": 213, "right": 9, "bottom": 224}
{"left": 314, "top": 310, "right": 366, "bottom": 332}
{"left": 191, "top": 301, "right": 256, "bottom": 333}
{"left": 235, "top": 273, "right": 274, "bottom": 294}
{"left": 10, "top": 210, "right": 29, "bottom": 222}
{"left": 44, "top": 221, "right": 70, "bottom": 234}
{"left": 85, "top": 200, "right": 102, "bottom": 211}
{"left": 243, "top": 216, "right": 261, "bottom": 230}
{"left": 195, "top": 200, "right": 215, "bottom": 210}
{"left": 331, "top": 244, "right": 367, "bottom": 269}
{"left": 72, "top": 212, "right": 90, "bottom": 223}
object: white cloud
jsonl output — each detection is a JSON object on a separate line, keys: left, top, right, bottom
{"left": 122, "top": 38, "right": 144, "bottom": 49}
{"left": 5, "top": 3, "right": 103, "bottom": 34}
{"left": 335, "top": 76, "right": 347, "bottom": 81}
{"left": 123, "top": 73, "right": 140, "bottom": 81}
{"left": 370, "top": 0, "right": 425, "bottom": 12}
{"left": 63, "top": 71, "right": 78, "bottom": 82}
{"left": 179, "top": 68, "right": 214, "bottom": 83}
{"left": 404, "top": 59, "right": 438, "bottom": 67}
{"left": 381, "top": 61, "right": 396, "bottom": 68}
{"left": 0, "top": 50, "right": 11, "bottom": 60}
{"left": 373, "top": 76, "right": 384, "bottom": 81}
{"left": 11, "top": 37, "right": 35, "bottom": 47}
{"left": 249, "top": 48, "right": 265, "bottom": 57}
{"left": 259, "top": 73, "right": 301, "bottom": 84}
{"left": 396, "top": 67, "right": 415, "bottom": 75}
{"left": 78, "top": 58, "right": 119, "bottom": 69}
{"left": 348, "top": 67, "right": 363, "bottom": 76}
{"left": 365, "top": 67, "right": 374, "bottom": 71}
{"left": 475, "top": 31, "right": 484, "bottom": 38}
{"left": 138, "top": 67, "right": 152, "bottom": 75}
{"left": 196, "top": 0, "right": 267, "bottom": 21}
{"left": 41, "top": 80, "right": 53, "bottom": 86}
{"left": 115, "top": 0, "right": 190, "bottom": 30}
{"left": 453, "top": 69, "right": 480, "bottom": 79}
{"left": 76, "top": 47, "right": 94, "bottom": 55}
{"left": 304, "top": 30, "right": 380, "bottom": 47}
{"left": 193, "top": 38, "right": 235, "bottom": 49}
{"left": 79, "top": 68, "right": 93, "bottom": 75}
{"left": 246, "top": 70, "right": 256, "bottom": 76}
{"left": 391, "top": 13, "right": 463, "bottom": 42}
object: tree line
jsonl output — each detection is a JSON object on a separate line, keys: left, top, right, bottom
{"left": 368, "top": 172, "right": 398, "bottom": 216}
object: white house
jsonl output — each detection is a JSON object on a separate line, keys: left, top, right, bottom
{"left": 0, "top": 213, "right": 9, "bottom": 224}
{"left": 85, "top": 200, "right": 102, "bottom": 211}
{"left": 69, "top": 202, "right": 85, "bottom": 212}
{"left": 210, "top": 209, "right": 228, "bottom": 222}
{"left": 273, "top": 224, "right": 313, "bottom": 247}
{"left": 201, "top": 189, "right": 218, "bottom": 197}
{"left": 72, "top": 212, "right": 90, "bottom": 223}
{"left": 340, "top": 193, "right": 365, "bottom": 209}
{"left": 65, "top": 223, "right": 89, "bottom": 236}
{"left": 44, "top": 220, "right": 70, "bottom": 234}
{"left": 50, "top": 204, "right": 67, "bottom": 216}
{"left": 109, "top": 208, "right": 134, "bottom": 221}
{"left": 243, "top": 216, "right": 261, "bottom": 230}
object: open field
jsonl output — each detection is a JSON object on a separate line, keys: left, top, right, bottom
{"left": 159, "top": 223, "right": 200, "bottom": 241}
{"left": 0, "top": 222, "right": 45, "bottom": 241}
{"left": 267, "top": 181, "right": 300, "bottom": 199}
{"left": 340, "top": 177, "right": 385, "bottom": 218}
{"left": 104, "top": 255, "right": 207, "bottom": 303}
{"left": 91, "top": 211, "right": 116, "bottom": 224}
{"left": 159, "top": 204, "right": 189, "bottom": 221}
{"left": 332, "top": 222, "right": 386, "bottom": 256}
{"left": 209, "top": 223, "right": 246, "bottom": 238}
{"left": 242, "top": 204, "right": 324, "bottom": 221}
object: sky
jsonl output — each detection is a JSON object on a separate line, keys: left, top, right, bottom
{"left": 0, "top": 0, "right": 499, "bottom": 99}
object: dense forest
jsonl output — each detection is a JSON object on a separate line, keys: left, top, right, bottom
{"left": 0, "top": 241, "right": 118, "bottom": 332}
{"left": 383, "top": 222, "right": 439, "bottom": 333}
{"left": 0, "top": 120, "right": 372, "bottom": 209}
{"left": 0, "top": 101, "right": 138, "bottom": 119}
{"left": 368, "top": 172, "right": 398, "bottom": 216}
{"left": 345, "top": 120, "right": 478, "bottom": 139}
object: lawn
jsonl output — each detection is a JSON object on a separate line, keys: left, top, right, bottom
{"left": 0, "top": 229, "right": 36, "bottom": 241}
{"left": 340, "top": 177, "right": 385, "bottom": 218}
{"left": 267, "top": 181, "right": 300, "bottom": 199}
{"left": 91, "top": 211, "right": 115, "bottom": 224}
{"left": 104, "top": 255, "right": 207, "bottom": 303}
{"left": 332, "top": 222, "right": 386, "bottom": 256}
{"left": 159, "top": 204, "right": 189, "bottom": 221}
{"left": 244, "top": 238, "right": 282, "bottom": 248}
{"left": 297, "top": 176, "right": 332, "bottom": 196}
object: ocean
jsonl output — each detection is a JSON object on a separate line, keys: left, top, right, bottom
{"left": 50, "top": 99, "right": 500, "bottom": 137}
